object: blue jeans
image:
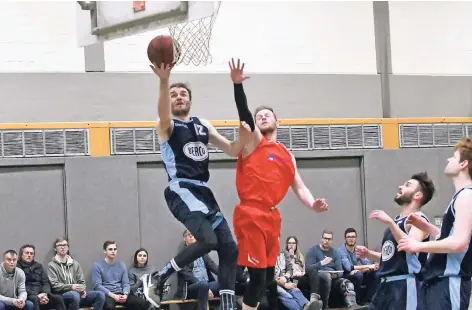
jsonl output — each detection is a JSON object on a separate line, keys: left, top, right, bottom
{"left": 0, "top": 300, "right": 34, "bottom": 310}
{"left": 277, "top": 287, "right": 309, "bottom": 310}
{"left": 187, "top": 280, "right": 219, "bottom": 310}
{"left": 62, "top": 290, "right": 105, "bottom": 310}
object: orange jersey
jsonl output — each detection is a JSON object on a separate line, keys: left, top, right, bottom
{"left": 236, "top": 137, "right": 295, "bottom": 210}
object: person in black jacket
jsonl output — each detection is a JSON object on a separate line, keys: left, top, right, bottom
{"left": 17, "top": 245, "right": 66, "bottom": 310}
{"left": 175, "top": 230, "right": 220, "bottom": 310}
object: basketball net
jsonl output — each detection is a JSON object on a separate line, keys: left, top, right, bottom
{"left": 168, "top": 2, "right": 221, "bottom": 66}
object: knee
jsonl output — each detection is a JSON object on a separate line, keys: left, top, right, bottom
{"left": 24, "top": 300, "right": 34, "bottom": 310}
{"left": 201, "top": 233, "right": 218, "bottom": 251}
{"left": 68, "top": 291, "right": 81, "bottom": 303}
{"left": 28, "top": 294, "right": 39, "bottom": 304}
{"left": 96, "top": 291, "right": 106, "bottom": 301}
{"left": 319, "top": 272, "right": 331, "bottom": 284}
{"left": 352, "top": 271, "right": 364, "bottom": 283}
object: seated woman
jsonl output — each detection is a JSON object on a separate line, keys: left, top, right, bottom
{"left": 275, "top": 249, "right": 315, "bottom": 310}
{"left": 128, "top": 248, "right": 157, "bottom": 307}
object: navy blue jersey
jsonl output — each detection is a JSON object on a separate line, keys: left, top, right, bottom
{"left": 422, "top": 186, "right": 472, "bottom": 281}
{"left": 377, "top": 212, "right": 430, "bottom": 278}
{"left": 160, "top": 117, "right": 210, "bottom": 183}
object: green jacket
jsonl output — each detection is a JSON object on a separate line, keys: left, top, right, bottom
{"left": 47, "top": 255, "right": 86, "bottom": 293}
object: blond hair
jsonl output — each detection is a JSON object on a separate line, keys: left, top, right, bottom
{"left": 455, "top": 137, "right": 472, "bottom": 177}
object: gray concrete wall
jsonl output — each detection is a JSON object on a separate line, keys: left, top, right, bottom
{"left": 1, "top": 73, "right": 472, "bottom": 122}
{"left": 0, "top": 148, "right": 455, "bottom": 288}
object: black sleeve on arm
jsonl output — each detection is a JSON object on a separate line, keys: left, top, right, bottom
{"left": 234, "top": 83, "right": 255, "bottom": 132}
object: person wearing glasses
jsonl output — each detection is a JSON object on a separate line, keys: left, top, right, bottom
{"left": 91, "top": 241, "right": 148, "bottom": 310}
{"left": 338, "top": 228, "right": 378, "bottom": 305}
{"left": 305, "top": 230, "right": 366, "bottom": 310}
{"left": 47, "top": 237, "right": 105, "bottom": 310}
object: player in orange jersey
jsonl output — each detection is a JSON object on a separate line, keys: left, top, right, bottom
{"left": 228, "top": 58, "right": 329, "bottom": 310}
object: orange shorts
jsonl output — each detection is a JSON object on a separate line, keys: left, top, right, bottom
{"left": 233, "top": 204, "right": 281, "bottom": 268}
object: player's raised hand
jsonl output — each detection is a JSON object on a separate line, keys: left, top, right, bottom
{"left": 406, "top": 213, "right": 429, "bottom": 231}
{"left": 150, "top": 62, "right": 173, "bottom": 81}
{"left": 355, "top": 245, "right": 369, "bottom": 259}
{"left": 397, "top": 236, "right": 421, "bottom": 253}
{"left": 312, "top": 198, "right": 328, "bottom": 213}
{"left": 229, "top": 58, "right": 250, "bottom": 84}
{"left": 369, "top": 210, "right": 393, "bottom": 224}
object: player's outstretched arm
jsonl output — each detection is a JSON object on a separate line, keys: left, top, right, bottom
{"left": 370, "top": 210, "right": 428, "bottom": 243}
{"left": 289, "top": 154, "right": 328, "bottom": 213}
{"left": 150, "top": 63, "right": 173, "bottom": 139}
{"left": 398, "top": 190, "right": 472, "bottom": 254}
{"left": 355, "top": 246, "right": 381, "bottom": 263}
{"left": 407, "top": 213, "right": 441, "bottom": 240}
{"left": 229, "top": 58, "right": 255, "bottom": 132}
{"left": 200, "top": 119, "right": 251, "bottom": 157}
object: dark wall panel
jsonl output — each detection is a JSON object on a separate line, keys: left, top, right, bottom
{"left": 280, "top": 158, "right": 365, "bottom": 252}
{"left": 64, "top": 157, "right": 140, "bottom": 283}
{"left": 0, "top": 165, "right": 65, "bottom": 266}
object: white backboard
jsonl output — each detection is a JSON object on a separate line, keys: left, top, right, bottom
{"left": 76, "top": 1, "right": 218, "bottom": 47}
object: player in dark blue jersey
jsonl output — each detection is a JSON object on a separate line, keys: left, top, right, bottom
{"left": 147, "top": 62, "right": 252, "bottom": 310}
{"left": 355, "top": 172, "right": 435, "bottom": 310}
{"left": 398, "top": 137, "right": 472, "bottom": 310}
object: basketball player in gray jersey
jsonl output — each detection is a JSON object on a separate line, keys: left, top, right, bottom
{"left": 399, "top": 137, "right": 472, "bottom": 310}
{"left": 148, "top": 62, "right": 252, "bottom": 310}
{"left": 356, "top": 172, "right": 435, "bottom": 310}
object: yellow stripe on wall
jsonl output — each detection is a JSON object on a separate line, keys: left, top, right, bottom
{"left": 0, "top": 118, "right": 471, "bottom": 156}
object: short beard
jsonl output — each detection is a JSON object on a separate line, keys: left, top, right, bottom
{"left": 260, "top": 126, "right": 276, "bottom": 136}
{"left": 394, "top": 193, "right": 413, "bottom": 206}
{"left": 171, "top": 108, "right": 190, "bottom": 117}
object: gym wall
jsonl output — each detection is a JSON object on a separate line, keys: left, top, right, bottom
{"left": 1, "top": 2, "right": 472, "bottom": 122}
{"left": 0, "top": 0, "right": 467, "bottom": 289}
{"left": 0, "top": 147, "right": 455, "bottom": 285}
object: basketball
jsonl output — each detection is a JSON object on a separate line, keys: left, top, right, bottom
{"left": 147, "top": 35, "right": 180, "bottom": 67}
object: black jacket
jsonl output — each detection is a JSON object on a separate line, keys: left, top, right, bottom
{"left": 174, "top": 254, "right": 218, "bottom": 299}
{"left": 17, "top": 259, "right": 51, "bottom": 296}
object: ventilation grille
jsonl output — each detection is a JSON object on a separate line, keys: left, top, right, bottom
{"left": 0, "top": 129, "right": 89, "bottom": 158}
{"left": 110, "top": 124, "right": 382, "bottom": 155}
{"left": 399, "top": 123, "right": 472, "bottom": 148}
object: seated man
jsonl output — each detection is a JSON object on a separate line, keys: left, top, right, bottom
{"left": 0, "top": 250, "right": 33, "bottom": 310}
{"left": 47, "top": 237, "right": 105, "bottom": 310}
{"left": 305, "top": 230, "right": 367, "bottom": 310}
{"left": 175, "top": 230, "right": 219, "bottom": 310}
{"left": 17, "top": 245, "right": 66, "bottom": 310}
{"left": 92, "top": 241, "right": 147, "bottom": 310}
{"left": 338, "top": 228, "right": 378, "bottom": 304}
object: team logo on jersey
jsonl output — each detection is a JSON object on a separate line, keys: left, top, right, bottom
{"left": 183, "top": 142, "right": 208, "bottom": 161}
{"left": 381, "top": 240, "right": 395, "bottom": 261}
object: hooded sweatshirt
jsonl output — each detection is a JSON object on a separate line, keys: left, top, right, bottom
{"left": 0, "top": 264, "right": 27, "bottom": 305}
{"left": 47, "top": 255, "right": 86, "bottom": 293}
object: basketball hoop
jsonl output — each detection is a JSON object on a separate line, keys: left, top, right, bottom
{"left": 168, "top": 2, "right": 221, "bottom": 66}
